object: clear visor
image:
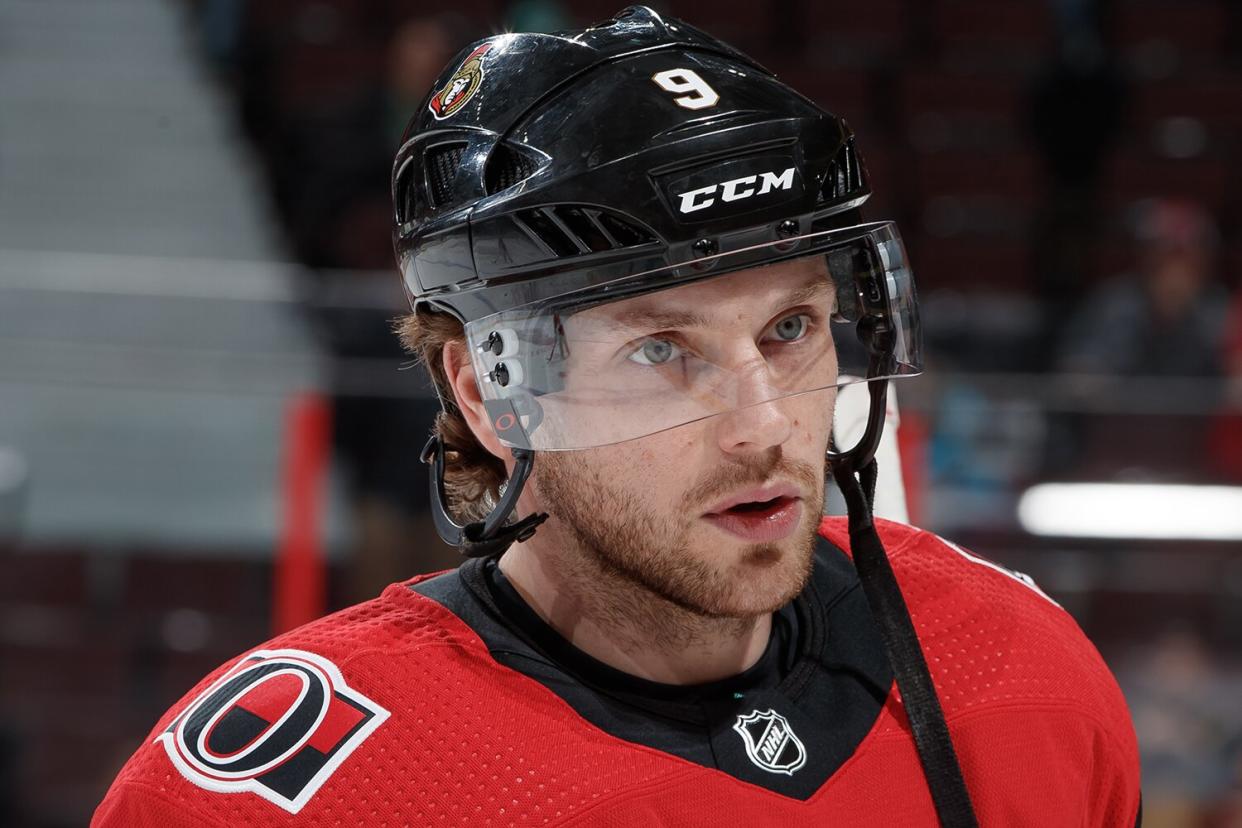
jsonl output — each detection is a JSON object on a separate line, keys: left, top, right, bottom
{"left": 467, "top": 222, "right": 920, "bottom": 450}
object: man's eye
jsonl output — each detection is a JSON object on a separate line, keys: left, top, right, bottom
{"left": 770, "top": 314, "right": 810, "bottom": 342}
{"left": 627, "top": 338, "right": 681, "bottom": 366}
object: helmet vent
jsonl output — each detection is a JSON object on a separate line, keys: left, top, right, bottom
{"left": 393, "top": 157, "right": 417, "bottom": 226}
{"left": 514, "top": 206, "right": 656, "bottom": 258}
{"left": 485, "top": 144, "right": 541, "bottom": 195}
{"left": 426, "top": 142, "right": 467, "bottom": 209}
{"left": 819, "top": 137, "right": 865, "bottom": 204}
{"left": 518, "top": 208, "right": 582, "bottom": 257}
{"left": 596, "top": 211, "right": 655, "bottom": 247}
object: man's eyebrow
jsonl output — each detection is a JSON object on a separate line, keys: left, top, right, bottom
{"left": 607, "top": 306, "right": 713, "bottom": 330}
{"left": 603, "top": 279, "right": 832, "bottom": 332}
{"left": 779, "top": 279, "right": 832, "bottom": 310}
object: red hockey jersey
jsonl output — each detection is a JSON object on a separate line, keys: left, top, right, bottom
{"left": 93, "top": 518, "right": 1141, "bottom": 826}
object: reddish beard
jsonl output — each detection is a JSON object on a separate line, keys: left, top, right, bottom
{"left": 535, "top": 446, "right": 823, "bottom": 619}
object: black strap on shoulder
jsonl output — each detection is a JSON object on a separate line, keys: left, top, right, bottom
{"left": 833, "top": 456, "right": 979, "bottom": 828}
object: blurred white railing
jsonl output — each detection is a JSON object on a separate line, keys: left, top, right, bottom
{"left": 0, "top": 249, "right": 331, "bottom": 551}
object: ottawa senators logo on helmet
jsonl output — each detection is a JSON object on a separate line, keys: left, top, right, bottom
{"left": 428, "top": 43, "right": 492, "bottom": 120}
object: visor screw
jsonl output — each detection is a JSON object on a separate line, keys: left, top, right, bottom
{"left": 692, "top": 238, "right": 717, "bottom": 257}
{"left": 777, "top": 219, "right": 800, "bottom": 238}
{"left": 489, "top": 362, "right": 511, "bottom": 387}
{"left": 479, "top": 331, "right": 504, "bottom": 356}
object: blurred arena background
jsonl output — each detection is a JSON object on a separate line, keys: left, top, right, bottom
{"left": 1, "top": 0, "right": 1241, "bottom": 824}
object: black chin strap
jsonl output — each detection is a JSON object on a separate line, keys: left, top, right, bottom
{"left": 831, "top": 383, "right": 978, "bottom": 828}
{"left": 421, "top": 435, "right": 547, "bottom": 558}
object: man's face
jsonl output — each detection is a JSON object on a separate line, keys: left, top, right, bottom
{"left": 523, "top": 257, "right": 837, "bottom": 618}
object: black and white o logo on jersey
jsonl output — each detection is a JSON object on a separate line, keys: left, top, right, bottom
{"left": 156, "top": 649, "right": 389, "bottom": 814}
{"left": 733, "top": 708, "right": 807, "bottom": 775}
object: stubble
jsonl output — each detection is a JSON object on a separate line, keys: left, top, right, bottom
{"left": 534, "top": 445, "right": 823, "bottom": 650}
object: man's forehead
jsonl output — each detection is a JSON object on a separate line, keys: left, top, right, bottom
{"left": 580, "top": 256, "right": 832, "bottom": 329}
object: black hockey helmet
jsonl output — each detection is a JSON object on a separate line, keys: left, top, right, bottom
{"left": 392, "top": 5, "right": 922, "bottom": 555}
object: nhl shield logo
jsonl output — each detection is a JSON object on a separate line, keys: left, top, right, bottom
{"left": 428, "top": 43, "right": 492, "bottom": 120}
{"left": 733, "top": 708, "right": 807, "bottom": 775}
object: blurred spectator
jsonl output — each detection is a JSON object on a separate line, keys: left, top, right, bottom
{"left": 1057, "top": 198, "right": 1228, "bottom": 377}
{"left": 1044, "top": 199, "right": 1227, "bottom": 479}
{"left": 316, "top": 16, "right": 469, "bottom": 601}
{"left": 385, "top": 17, "right": 461, "bottom": 145}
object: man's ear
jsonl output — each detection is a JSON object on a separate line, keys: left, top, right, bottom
{"left": 443, "top": 342, "right": 510, "bottom": 463}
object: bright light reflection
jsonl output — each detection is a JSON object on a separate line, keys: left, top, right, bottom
{"left": 1017, "top": 483, "right": 1242, "bottom": 540}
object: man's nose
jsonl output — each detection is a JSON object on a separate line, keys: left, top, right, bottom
{"left": 713, "top": 363, "right": 793, "bottom": 454}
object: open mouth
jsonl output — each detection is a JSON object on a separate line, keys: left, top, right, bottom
{"left": 704, "top": 495, "right": 803, "bottom": 542}
{"left": 724, "top": 496, "right": 792, "bottom": 515}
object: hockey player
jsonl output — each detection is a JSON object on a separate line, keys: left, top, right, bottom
{"left": 94, "top": 7, "right": 1141, "bottom": 825}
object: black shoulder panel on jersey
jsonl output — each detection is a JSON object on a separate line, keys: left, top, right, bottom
{"left": 411, "top": 535, "right": 893, "bottom": 799}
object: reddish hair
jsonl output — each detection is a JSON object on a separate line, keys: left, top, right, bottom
{"left": 395, "top": 310, "right": 507, "bottom": 521}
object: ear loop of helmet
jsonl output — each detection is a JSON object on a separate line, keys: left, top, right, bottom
{"left": 421, "top": 436, "right": 547, "bottom": 558}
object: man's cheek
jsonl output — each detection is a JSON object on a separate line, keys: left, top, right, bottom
{"left": 792, "top": 405, "right": 832, "bottom": 449}
{"left": 637, "top": 431, "right": 702, "bottom": 475}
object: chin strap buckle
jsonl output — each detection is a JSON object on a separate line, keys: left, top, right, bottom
{"left": 458, "top": 511, "right": 548, "bottom": 558}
